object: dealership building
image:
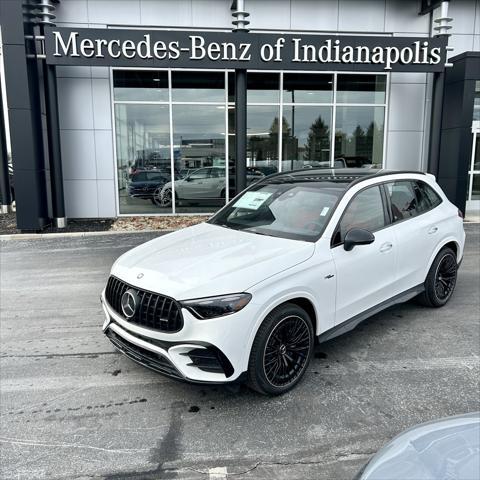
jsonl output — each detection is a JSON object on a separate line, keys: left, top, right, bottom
{"left": 0, "top": 0, "right": 479, "bottom": 230}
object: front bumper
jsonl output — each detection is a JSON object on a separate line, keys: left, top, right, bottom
{"left": 101, "top": 291, "right": 250, "bottom": 384}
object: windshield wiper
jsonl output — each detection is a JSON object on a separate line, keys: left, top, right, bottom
{"left": 245, "top": 228, "right": 269, "bottom": 236}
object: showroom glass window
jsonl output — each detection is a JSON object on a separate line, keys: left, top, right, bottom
{"left": 113, "top": 70, "right": 228, "bottom": 215}
{"left": 114, "top": 70, "right": 387, "bottom": 215}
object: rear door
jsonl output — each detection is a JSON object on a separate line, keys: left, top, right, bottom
{"left": 384, "top": 179, "right": 444, "bottom": 292}
{"left": 331, "top": 184, "right": 397, "bottom": 325}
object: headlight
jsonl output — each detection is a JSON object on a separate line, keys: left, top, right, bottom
{"left": 180, "top": 293, "right": 252, "bottom": 319}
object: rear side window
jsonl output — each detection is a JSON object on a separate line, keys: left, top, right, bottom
{"left": 415, "top": 181, "right": 442, "bottom": 211}
{"left": 385, "top": 180, "right": 442, "bottom": 222}
{"left": 333, "top": 185, "right": 386, "bottom": 245}
{"left": 385, "top": 181, "right": 418, "bottom": 222}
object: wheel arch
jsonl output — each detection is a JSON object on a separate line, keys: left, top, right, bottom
{"left": 243, "top": 293, "right": 319, "bottom": 371}
{"left": 425, "top": 238, "right": 461, "bottom": 279}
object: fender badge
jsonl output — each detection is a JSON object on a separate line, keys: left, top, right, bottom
{"left": 137, "top": 273, "right": 144, "bottom": 279}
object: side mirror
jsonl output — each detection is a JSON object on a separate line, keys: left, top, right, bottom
{"left": 344, "top": 228, "right": 375, "bottom": 251}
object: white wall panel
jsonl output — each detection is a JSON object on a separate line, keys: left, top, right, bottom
{"left": 448, "top": 34, "right": 475, "bottom": 58}
{"left": 291, "top": 0, "right": 339, "bottom": 31}
{"left": 64, "top": 180, "right": 99, "bottom": 218}
{"left": 390, "top": 72, "right": 427, "bottom": 84}
{"left": 97, "top": 180, "right": 117, "bottom": 217}
{"left": 87, "top": 0, "right": 141, "bottom": 25}
{"left": 338, "top": 0, "right": 385, "bottom": 32}
{"left": 385, "top": 0, "right": 429, "bottom": 34}
{"left": 388, "top": 83, "right": 426, "bottom": 132}
{"left": 91, "top": 67, "right": 110, "bottom": 79}
{"left": 476, "top": 0, "right": 480, "bottom": 34}
{"left": 57, "top": 78, "right": 94, "bottom": 130}
{"left": 140, "top": 0, "right": 192, "bottom": 26}
{"left": 192, "top": 0, "right": 232, "bottom": 28}
{"left": 55, "top": 0, "right": 88, "bottom": 24}
{"left": 56, "top": 66, "right": 92, "bottom": 79}
{"left": 92, "top": 79, "right": 112, "bottom": 130}
{"left": 248, "top": 0, "right": 291, "bottom": 30}
{"left": 94, "top": 131, "right": 115, "bottom": 180}
{"left": 386, "top": 131, "right": 423, "bottom": 170}
{"left": 448, "top": 0, "right": 477, "bottom": 34}
{"left": 60, "top": 130, "right": 96, "bottom": 180}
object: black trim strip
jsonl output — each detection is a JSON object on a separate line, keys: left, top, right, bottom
{"left": 318, "top": 284, "right": 425, "bottom": 343}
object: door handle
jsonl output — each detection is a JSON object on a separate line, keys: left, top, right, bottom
{"left": 379, "top": 242, "right": 393, "bottom": 253}
{"left": 428, "top": 227, "right": 438, "bottom": 235}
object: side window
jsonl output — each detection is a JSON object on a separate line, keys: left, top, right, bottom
{"left": 416, "top": 181, "right": 442, "bottom": 210}
{"left": 385, "top": 180, "right": 418, "bottom": 222}
{"left": 412, "top": 181, "right": 432, "bottom": 214}
{"left": 189, "top": 168, "right": 209, "bottom": 180}
{"left": 334, "top": 186, "right": 386, "bottom": 245}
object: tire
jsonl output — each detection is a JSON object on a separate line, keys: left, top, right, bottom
{"left": 153, "top": 187, "right": 174, "bottom": 208}
{"left": 247, "top": 303, "right": 314, "bottom": 396}
{"left": 417, "top": 247, "right": 458, "bottom": 308}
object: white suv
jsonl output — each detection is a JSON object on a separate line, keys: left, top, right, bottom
{"left": 101, "top": 169, "right": 465, "bottom": 395}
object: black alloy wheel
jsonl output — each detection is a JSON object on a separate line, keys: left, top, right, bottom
{"left": 434, "top": 252, "right": 457, "bottom": 301}
{"left": 247, "top": 303, "right": 314, "bottom": 395}
{"left": 417, "top": 247, "right": 458, "bottom": 308}
{"left": 263, "top": 316, "right": 311, "bottom": 387}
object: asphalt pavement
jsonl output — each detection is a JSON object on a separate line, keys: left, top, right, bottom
{"left": 1, "top": 225, "right": 479, "bottom": 480}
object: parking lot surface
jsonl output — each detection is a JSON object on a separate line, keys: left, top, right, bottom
{"left": 1, "top": 224, "right": 479, "bottom": 479}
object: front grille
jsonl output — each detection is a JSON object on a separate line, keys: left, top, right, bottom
{"left": 105, "top": 276, "right": 183, "bottom": 333}
{"left": 106, "top": 329, "right": 182, "bottom": 379}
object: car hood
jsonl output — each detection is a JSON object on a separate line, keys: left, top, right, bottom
{"left": 111, "top": 222, "right": 315, "bottom": 299}
{"left": 358, "top": 413, "right": 480, "bottom": 480}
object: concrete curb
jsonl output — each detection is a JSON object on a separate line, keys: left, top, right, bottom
{"left": 0, "top": 229, "right": 172, "bottom": 241}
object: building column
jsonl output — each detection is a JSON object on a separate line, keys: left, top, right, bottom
{"left": 44, "top": 63, "right": 66, "bottom": 227}
{"left": 0, "top": 0, "right": 50, "bottom": 230}
{"left": 234, "top": 69, "right": 247, "bottom": 195}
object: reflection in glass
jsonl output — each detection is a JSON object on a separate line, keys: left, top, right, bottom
{"left": 282, "top": 106, "right": 332, "bottom": 171}
{"left": 336, "top": 75, "right": 386, "bottom": 104}
{"left": 472, "top": 175, "right": 480, "bottom": 200}
{"left": 474, "top": 81, "right": 480, "bottom": 121}
{"left": 164, "top": 105, "right": 227, "bottom": 213}
{"left": 242, "top": 72, "right": 280, "bottom": 103}
{"left": 335, "top": 106, "right": 384, "bottom": 168}
{"left": 172, "top": 71, "right": 225, "bottom": 103}
{"left": 247, "top": 106, "right": 280, "bottom": 174}
{"left": 283, "top": 73, "right": 333, "bottom": 103}
{"left": 114, "top": 70, "right": 169, "bottom": 102}
{"left": 115, "top": 104, "right": 172, "bottom": 214}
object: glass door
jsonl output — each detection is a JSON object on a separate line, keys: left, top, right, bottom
{"left": 466, "top": 121, "right": 480, "bottom": 214}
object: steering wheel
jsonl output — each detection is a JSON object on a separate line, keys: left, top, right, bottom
{"left": 303, "top": 221, "right": 323, "bottom": 232}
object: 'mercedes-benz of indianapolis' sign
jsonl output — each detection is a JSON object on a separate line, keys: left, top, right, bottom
{"left": 44, "top": 27, "right": 448, "bottom": 72}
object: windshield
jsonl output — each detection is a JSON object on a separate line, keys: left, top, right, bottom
{"left": 209, "top": 179, "right": 347, "bottom": 241}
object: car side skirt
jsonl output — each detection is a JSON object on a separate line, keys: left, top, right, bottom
{"left": 318, "top": 284, "right": 425, "bottom": 343}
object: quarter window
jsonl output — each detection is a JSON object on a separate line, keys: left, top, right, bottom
{"left": 416, "top": 181, "right": 442, "bottom": 210}
{"left": 334, "top": 186, "right": 386, "bottom": 245}
{"left": 385, "top": 180, "right": 441, "bottom": 222}
{"left": 385, "top": 181, "right": 418, "bottom": 222}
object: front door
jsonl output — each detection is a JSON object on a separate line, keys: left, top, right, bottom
{"left": 331, "top": 185, "right": 397, "bottom": 325}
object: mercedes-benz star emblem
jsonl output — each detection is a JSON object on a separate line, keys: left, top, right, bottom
{"left": 121, "top": 289, "right": 138, "bottom": 319}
